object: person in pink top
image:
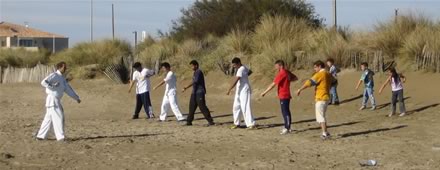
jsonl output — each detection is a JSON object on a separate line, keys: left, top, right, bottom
{"left": 379, "top": 67, "right": 407, "bottom": 117}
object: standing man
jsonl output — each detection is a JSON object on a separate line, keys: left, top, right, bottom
{"left": 227, "top": 57, "right": 256, "bottom": 129}
{"left": 182, "top": 60, "right": 215, "bottom": 126}
{"left": 355, "top": 62, "right": 376, "bottom": 111}
{"left": 128, "top": 62, "right": 155, "bottom": 119}
{"left": 296, "top": 60, "right": 332, "bottom": 140}
{"left": 326, "top": 58, "right": 340, "bottom": 105}
{"left": 261, "top": 60, "right": 298, "bottom": 135}
{"left": 153, "top": 62, "right": 186, "bottom": 122}
{"left": 35, "top": 62, "right": 81, "bottom": 142}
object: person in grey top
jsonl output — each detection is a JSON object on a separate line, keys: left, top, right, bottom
{"left": 327, "top": 58, "right": 340, "bottom": 105}
{"left": 35, "top": 62, "right": 81, "bottom": 142}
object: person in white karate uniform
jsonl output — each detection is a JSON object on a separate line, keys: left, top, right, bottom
{"left": 35, "top": 62, "right": 81, "bottom": 141}
{"left": 153, "top": 62, "right": 186, "bottom": 122}
{"left": 227, "top": 57, "right": 256, "bottom": 129}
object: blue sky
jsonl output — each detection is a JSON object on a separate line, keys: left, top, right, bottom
{"left": 1, "top": 0, "right": 439, "bottom": 46}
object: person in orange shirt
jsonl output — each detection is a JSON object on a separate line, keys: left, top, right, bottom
{"left": 296, "top": 60, "right": 333, "bottom": 140}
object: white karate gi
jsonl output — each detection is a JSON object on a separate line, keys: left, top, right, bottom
{"left": 232, "top": 66, "right": 255, "bottom": 127}
{"left": 159, "top": 71, "right": 185, "bottom": 121}
{"left": 36, "top": 70, "right": 80, "bottom": 141}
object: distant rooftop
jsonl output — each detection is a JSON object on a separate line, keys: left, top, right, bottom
{"left": 0, "top": 22, "right": 66, "bottom": 38}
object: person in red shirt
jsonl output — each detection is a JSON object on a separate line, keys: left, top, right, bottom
{"left": 261, "top": 60, "right": 298, "bottom": 135}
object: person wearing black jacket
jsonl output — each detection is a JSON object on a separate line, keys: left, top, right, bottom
{"left": 182, "top": 60, "right": 215, "bottom": 126}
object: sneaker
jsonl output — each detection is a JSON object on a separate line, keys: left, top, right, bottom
{"left": 183, "top": 122, "right": 193, "bottom": 126}
{"left": 230, "top": 125, "right": 239, "bottom": 129}
{"left": 370, "top": 106, "right": 376, "bottom": 110}
{"left": 35, "top": 137, "right": 44, "bottom": 141}
{"left": 177, "top": 117, "right": 187, "bottom": 122}
{"left": 132, "top": 116, "right": 139, "bottom": 119}
{"left": 334, "top": 102, "right": 340, "bottom": 106}
{"left": 388, "top": 113, "right": 395, "bottom": 117}
{"left": 280, "top": 128, "right": 291, "bottom": 135}
{"left": 399, "top": 112, "right": 406, "bottom": 117}
{"left": 359, "top": 106, "right": 366, "bottom": 111}
{"left": 246, "top": 125, "right": 257, "bottom": 130}
{"left": 158, "top": 119, "right": 166, "bottom": 122}
{"left": 149, "top": 114, "right": 156, "bottom": 119}
{"left": 321, "top": 132, "right": 331, "bottom": 140}
{"left": 57, "top": 138, "right": 68, "bottom": 143}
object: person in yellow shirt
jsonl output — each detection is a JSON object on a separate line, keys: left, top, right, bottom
{"left": 296, "top": 60, "right": 332, "bottom": 140}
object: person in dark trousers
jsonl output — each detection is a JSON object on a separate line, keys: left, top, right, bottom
{"left": 261, "top": 60, "right": 298, "bottom": 135}
{"left": 327, "top": 58, "right": 340, "bottom": 105}
{"left": 182, "top": 60, "right": 215, "bottom": 126}
{"left": 128, "top": 62, "right": 155, "bottom": 119}
{"left": 379, "top": 67, "right": 407, "bottom": 117}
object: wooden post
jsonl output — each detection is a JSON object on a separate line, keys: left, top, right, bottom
{"left": 0, "top": 66, "right": 2, "bottom": 84}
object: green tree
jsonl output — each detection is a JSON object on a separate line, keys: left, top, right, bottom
{"left": 170, "top": 0, "right": 323, "bottom": 41}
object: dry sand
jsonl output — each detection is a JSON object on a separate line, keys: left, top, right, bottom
{"left": 0, "top": 70, "right": 439, "bottom": 169}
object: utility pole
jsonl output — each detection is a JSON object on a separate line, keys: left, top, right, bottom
{"left": 395, "top": 8, "right": 399, "bottom": 23}
{"left": 0, "top": 0, "right": 3, "bottom": 22}
{"left": 133, "top": 31, "right": 138, "bottom": 51}
{"left": 112, "top": 4, "right": 115, "bottom": 40}
{"left": 131, "top": 31, "right": 138, "bottom": 81}
{"left": 332, "top": 0, "right": 337, "bottom": 29}
{"left": 90, "top": 0, "right": 94, "bottom": 42}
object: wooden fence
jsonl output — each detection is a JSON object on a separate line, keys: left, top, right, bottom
{"left": 0, "top": 64, "right": 55, "bottom": 84}
{"left": 415, "top": 47, "right": 440, "bottom": 72}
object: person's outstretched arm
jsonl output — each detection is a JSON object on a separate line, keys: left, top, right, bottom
{"left": 355, "top": 80, "right": 363, "bottom": 90}
{"left": 153, "top": 80, "right": 165, "bottom": 90}
{"left": 378, "top": 76, "right": 391, "bottom": 94}
{"left": 227, "top": 77, "right": 240, "bottom": 95}
{"left": 65, "top": 82, "right": 81, "bottom": 103}
{"left": 297, "top": 77, "right": 316, "bottom": 96}
{"left": 128, "top": 80, "right": 136, "bottom": 93}
{"left": 261, "top": 83, "right": 276, "bottom": 97}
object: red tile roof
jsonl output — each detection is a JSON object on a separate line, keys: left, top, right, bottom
{"left": 0, "top": 22, "right": 66, "bottom": 38}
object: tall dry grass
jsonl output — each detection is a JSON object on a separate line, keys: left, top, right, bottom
{"left": 51, "top": 39, "right": 132, "bottom": 69}
{"left": 0, "top": 48, "right": 51, "bottom": 67}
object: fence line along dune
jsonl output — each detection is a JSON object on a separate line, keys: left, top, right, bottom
{"left": 1, "top": 64, "right": 55, "bottom": 84}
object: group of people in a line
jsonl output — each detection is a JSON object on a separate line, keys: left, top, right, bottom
{"left": 33, "top": 57, "right": 408, "bottom": 142}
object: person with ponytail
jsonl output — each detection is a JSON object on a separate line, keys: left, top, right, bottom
{"left": 379, "top": 67, "right": 407, "bottom": 117}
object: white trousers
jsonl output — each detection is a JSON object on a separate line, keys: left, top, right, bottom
{"left": 36, "top": 106, "right": 65, "bottom": 141}
{"left": 315, "top": 101, "right": 328, "bottom": 123}
{"left": 159, "top": 91, "right": 185, "bottom": 121}
{"left": 233, "top": 90, "right": 255, "bottom": 127}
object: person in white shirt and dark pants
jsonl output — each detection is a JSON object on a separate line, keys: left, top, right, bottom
{"left": 35, "top": 62, "right": 81, "bottom": 142}
{"left": 128, "top": 62, "right": 155, "bottom": 119}
{"left": 227, "top": 57, "right": 256, "bottom": 129}
{"left": 153, "top": 62, "right": 186, "bottom": 122}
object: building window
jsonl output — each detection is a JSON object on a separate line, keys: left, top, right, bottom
{"left": 19, "top": 39, "right": 34, "bottom": 47}
{"left": 0, "top": 40, "right": 5, "bottom": 47}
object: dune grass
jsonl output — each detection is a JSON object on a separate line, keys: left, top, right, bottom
{"left": 3, "top": 12, "right": 440, "bottom": 80}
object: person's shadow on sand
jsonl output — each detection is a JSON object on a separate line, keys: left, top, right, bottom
{"left": 407, "top": 103, "right": 440, "bottom": 115}
{"left": 338, "top": 125, "right": 407, "bottom": 138}
{"left": 69, "top": 133, "right": 169, "bottom": 141}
